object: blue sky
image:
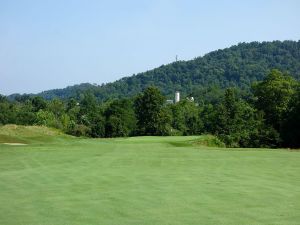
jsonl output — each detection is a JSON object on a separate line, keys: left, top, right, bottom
{"left": 1, "top": 0, "right": 300, "bottom": 95}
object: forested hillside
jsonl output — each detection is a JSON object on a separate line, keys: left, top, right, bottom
{"left": 97, "top": 40, "right": 300, "bottom": 102}
{"left": 9, "top": 40, "right": 299, "bottom": 102}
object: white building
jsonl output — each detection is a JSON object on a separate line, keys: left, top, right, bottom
{"left": 175, "top": 91, "right": 180, "bottom": 103}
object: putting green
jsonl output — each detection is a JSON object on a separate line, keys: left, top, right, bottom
{"left": 0, "top": 134, "right": 299, "bottom": 225}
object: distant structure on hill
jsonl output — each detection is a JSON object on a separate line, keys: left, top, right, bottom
{"left": 175, "top": 91, "right": 180, "bottom": 103}
{"left": 186, "top": 96, "right": 194, "bottom": 102}
{"left": 166, "top": 91, "right": 181, "bottom": 104}
{"left": 166, "top": 91, "right": 197, "bottom": 105}
{"left": 166, "top": 99, "right": 174, "bottom": 104}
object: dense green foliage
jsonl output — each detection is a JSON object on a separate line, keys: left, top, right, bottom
{"left": 134, "top": 86, "right": 166, "bottom": 135}
{"left": 1, "top": 133, "right": 300, "bottom": 225}
{"left": 8, "top": 40, "right": 300, "bottom": 103}
{"left": 104, "top": 99, "right": 136, "bottom": 137}
{"left": 1, "top": 69, "right": 300, "bottom": 147}
{"left": 281, "top": 87, "right": 300, "bottom": 147}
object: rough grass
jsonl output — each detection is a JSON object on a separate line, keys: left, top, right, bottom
{"left": 190, "top": 134, "right": 226, "bottom": 147}
{"left": 0, "top": 124, "right": 70, "bottom": 144}
{"left": 0, "top": 126, "right": 299, "bottom": 225}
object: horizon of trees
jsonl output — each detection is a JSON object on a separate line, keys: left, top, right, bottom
{"left": 1, "top": 69, "right": 300, "bottom": 148}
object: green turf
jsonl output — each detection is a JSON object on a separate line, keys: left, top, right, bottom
{"left": 0, "top": 127, "right": 299, "bottom": 224}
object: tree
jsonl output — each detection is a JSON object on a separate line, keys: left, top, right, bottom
{"left": 104, "top": 99, "right": 136, "bottom": 137}
{"left": 281, "top": 87, "right": 300, "bottom": 147}
{"left": 105, "top": 116, "right": 128, "bottom": 137}
{"left": 36, "top": 110, "right": 56, "bottom": 127}
{"left": 47, "top": 98, "right": 65, "bottom": 118}
{"left": 253, "top": 69, "right": 297, "bottom": 131}
{"left": 31, "top": 96, "right": 47, "bottom": 112}
{"left": 16, "top": 100, "right": 37, "bottom": 125}
{"left": 90, "top": 114, "right": 105, "bottom": 138}
{"left": 169, "top": 103, "right": 186, "bottom": 135}
{"left": 213, "top": 88, "right": 279, "bottom": 147}
{"left": 169, "top": 100, "right": 202, "bottom": 135}
{"left": 134, "top": 86, "right": 166, "bottom": 135}
{"left": 0, "top": 95, "right": 16, "bottom": 125}
{"left": 156, "top": 107, "right": 172, "bottom": 136}
{"left": 79, "top": 92, "right": 97, "bottom": 116}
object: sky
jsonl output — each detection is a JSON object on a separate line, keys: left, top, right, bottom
{"left": 1, "top": 0, "right": 300, "bottom": 95}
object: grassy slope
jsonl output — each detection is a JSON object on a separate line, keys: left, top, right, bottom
{"left": 0, "top": 128, "right": 299, "bottom": 225}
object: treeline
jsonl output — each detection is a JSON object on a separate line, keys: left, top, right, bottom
{"left": 1, "top": 69, "right": 300, "bottom": 148}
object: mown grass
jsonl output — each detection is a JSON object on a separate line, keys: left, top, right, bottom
{"left": 0, "top": 125, "right": 299, "bottom": 225}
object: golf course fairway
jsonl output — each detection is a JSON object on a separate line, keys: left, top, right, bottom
{"left": 0, "top": 128, "right": 299, "bottom": 224}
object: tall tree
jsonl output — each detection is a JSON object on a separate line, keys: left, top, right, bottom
{"left": 253, "top": 69, "right": 297, "bottom": 131}
{"left": 169, "top": 100, "right": 202, "bottom": 135}
{"left": 134, "top": 86, "right": 166, "bottom": 135}
{"left": 16, "top": 100, "right": 37, "bottom": 125}
{"left": 213, "top": 88, "right": 279, "bottom": 147}
{"left": 31, "top": 96, "right": 47, "bottom": 112}
{"left": 0, "top": 95, "right": 16, "bottom": 125}
{"left": 281, "top": 87, "right": 300, "bottom": 147}
{"left": 104, "top": 99, "right": 136, "bottom": 137}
